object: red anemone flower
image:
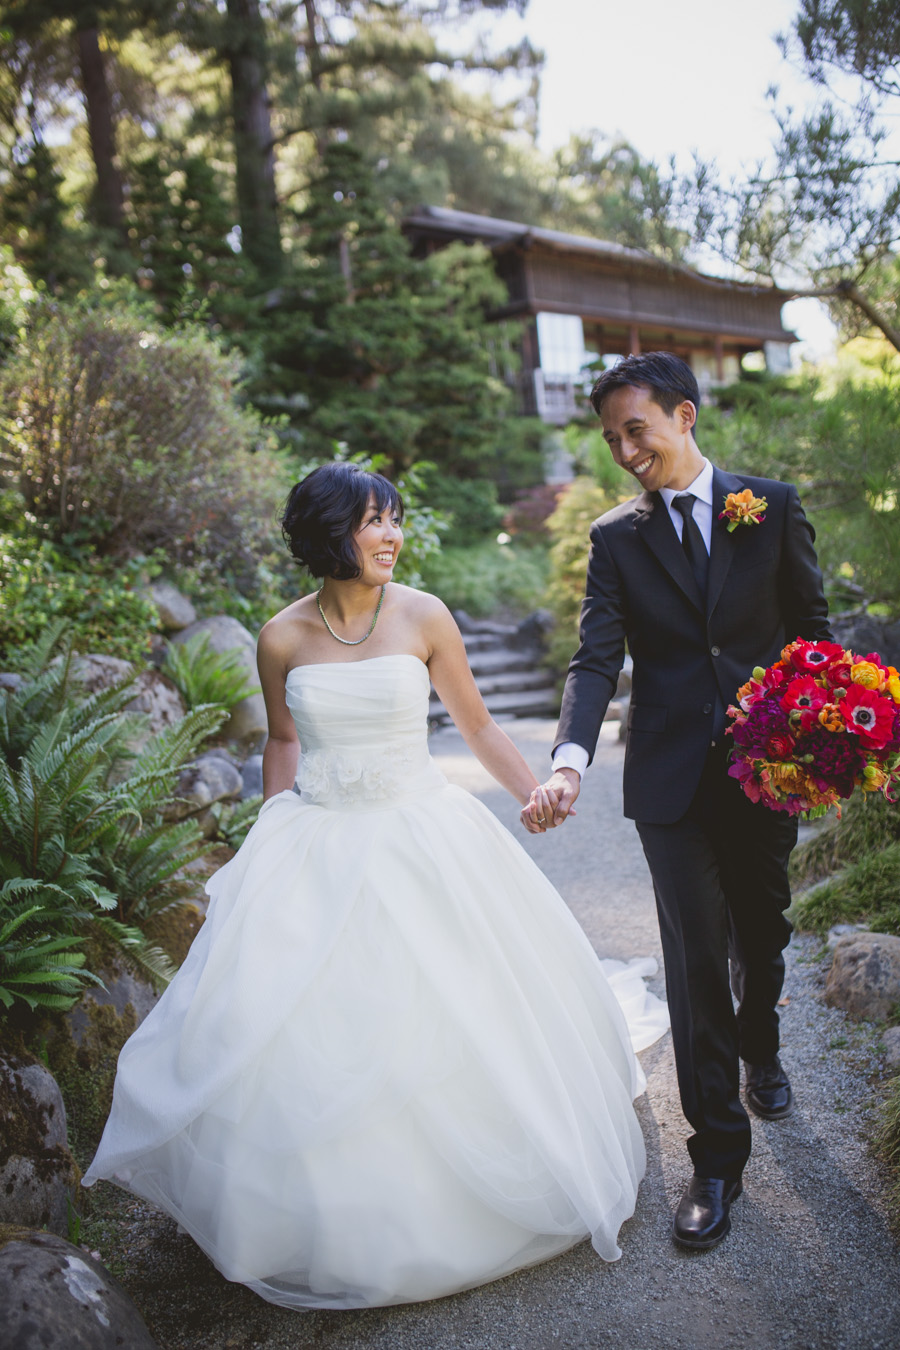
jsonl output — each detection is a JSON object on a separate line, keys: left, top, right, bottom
{"left": 841, "top": 684, "right": 896, "bottom": 749}
{"left": 789, "top": 640, "right": 846, "bottom": 675}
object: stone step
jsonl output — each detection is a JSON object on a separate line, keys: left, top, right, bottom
{"left": 461, "top": 631, "right": 512, "bottom": 654}
{"left": 466, "top": 647, "right": 540, "bottom": 676}
{"left": 457, "top": 617, "right": 518, "bottom": 639}
{"left": 429, "top": 686, "right": 561, "bottom": 724}
{"left": 457, "top": 668, "right": 555, "bottom": 698}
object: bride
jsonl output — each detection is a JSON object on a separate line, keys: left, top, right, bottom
{"left": 83, "top": 462, "right": 668, "bottom": 1310}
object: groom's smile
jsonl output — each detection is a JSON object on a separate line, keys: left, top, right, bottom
{"left": 599, "top": 383, "right": 704, "bottom": 494}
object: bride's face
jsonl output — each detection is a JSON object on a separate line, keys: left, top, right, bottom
{"left": 352, "top": 495, "right": 403, "bottom": 585}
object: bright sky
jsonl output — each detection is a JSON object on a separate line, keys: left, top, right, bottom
{"left": 523, "top": 0, "right": 809, "bottom": 174}
{"left": 497, "top": 0, "right": 840, "bottom": 358}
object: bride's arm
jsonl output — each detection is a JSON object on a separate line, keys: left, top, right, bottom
{"left": 257, "top": 623, "right": 301, "bottom": 799}
{"left": 424, "top": 600, "right": 557, "bottom": 831}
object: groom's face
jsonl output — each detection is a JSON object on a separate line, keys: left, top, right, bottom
{"left": 600, "top": 384, "right": 701, "bottom": 494}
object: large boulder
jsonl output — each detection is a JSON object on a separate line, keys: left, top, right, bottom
{"left": 830, "top": 614, "right": 900, "bottom": 669}
{"left": 167, "top": 748, "right": 244, "bottom": 837}
{"left": 882, "top": 1025, "right": 900, "bottom": 1073}
{"left": 241, "top": 753, "right": 264, "bottom": 799}
{"left": 0, "top": 1056, "right": 79, "bottom": 1236}
{"left": 172, "top": 615, "right": 267, "bottom": 751}
{"left": 0, "top": 1230, "right": 160, "bottom": 1349}
{"left": 69, "top": 655, "right": 186, "bottom": 743}
{"left": 825, "top": 932, "right": 900, "bottom": 1021}
{"left": 65, "top": 952, "right": 159, "bottom": 1047}
{"left": 145, "top": 579, "right": 197, "bottom": 632}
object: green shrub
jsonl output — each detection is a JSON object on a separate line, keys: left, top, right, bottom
{"left": 421, "top": 542, "right": 548, "bottom": 618}
{"left": 416, "top": 469, "right": 504, "bottom": 547}
{"left": 790, "top": 841, "right": 900, "bottom": 938}
{"left": 702, "top": 373, "right": 900, "bottom": 611}
{"left": 544, "top": 477, "right": 622, "bottom": 676}
{"left": 0, "top": 298, "right": 290, "bottom": 583}
{"left": 0, "top": 625, "right": 226, "bottom": 1007}
{"left": 162, "top": 633, "right": 261, "bottom": 712}
{"left": 0, "top": 533, "right": 159, "bottom": 666}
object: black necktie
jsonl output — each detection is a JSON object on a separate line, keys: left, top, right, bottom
{"left": 672, "top": 493, "right": 709, "bottom": 594}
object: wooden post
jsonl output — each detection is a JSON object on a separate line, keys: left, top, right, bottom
{"left": 628, "top": 325, "right": 641, "bottom": 355}
{"left": 714, "top": 335, "right": 724, "bottom": 382}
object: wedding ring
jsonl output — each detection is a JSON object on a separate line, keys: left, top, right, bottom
{"left": 537, "top": 816, "right": 545, "bottom": 823}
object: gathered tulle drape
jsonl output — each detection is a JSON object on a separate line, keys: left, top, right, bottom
{"left": 84, "top": 656, "right": 667, "bottom": 1310}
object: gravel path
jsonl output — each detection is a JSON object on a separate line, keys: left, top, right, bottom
{"left": 88, "top": 718, "right": 900, "bottom": 1350}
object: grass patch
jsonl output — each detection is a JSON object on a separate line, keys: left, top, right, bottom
{"left": 874, "top": 1075, "right": 900, "bottom": 1229}
{"left": 791, "top": 841, "right": 900, "bottom": 937}
{"left": 790, "top": 793, "right": 900, "bottom": 889}
{"left": 421, "top": 542, "right": 548, "bottom": 618}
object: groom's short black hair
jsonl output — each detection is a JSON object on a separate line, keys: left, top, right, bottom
{"left": 590, "top": 352, "right": 700, "bottom": 427}
{"left": 281, "top": 462, "right": 403, "bottom": 580}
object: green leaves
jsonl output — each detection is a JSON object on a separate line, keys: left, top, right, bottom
{"left": 0, "top": 625, "right": 227, "bottom": 1014}
{"left": 0, "top": 895, "right": 102, "bottom": 1012}
{"left": 162, "top": 632, "right": 261, "bottom": 712}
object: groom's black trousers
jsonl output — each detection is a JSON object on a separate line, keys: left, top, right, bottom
{"left": 636, "top": 742, "right": 797, "bottom": 1181}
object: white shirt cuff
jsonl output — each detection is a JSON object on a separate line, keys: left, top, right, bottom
{"left": 552, "top": 743, "right": 589, "bottom": 778}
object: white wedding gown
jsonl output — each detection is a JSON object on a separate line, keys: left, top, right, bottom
{"left": 84, "top": 655, "right": 668, "bottom": 1310}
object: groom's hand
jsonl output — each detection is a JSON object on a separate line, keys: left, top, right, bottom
{"left": 520, "top": 769, "right": 581, "bottom": 832}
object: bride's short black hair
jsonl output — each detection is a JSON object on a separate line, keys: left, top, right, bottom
{"left": 281, "top": 463, "right": 404, "bottom": 580}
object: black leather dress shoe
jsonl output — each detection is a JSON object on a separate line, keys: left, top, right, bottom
{"left": 672, "top": 1174, "right": 742, "bottom": 1250}
{"left": 744, "top": 1056, "right": 794, "bottom": 1120}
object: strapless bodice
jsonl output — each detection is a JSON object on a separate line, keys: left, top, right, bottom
{"left": 284, "top": 654, "right": 447, "bottom": 809}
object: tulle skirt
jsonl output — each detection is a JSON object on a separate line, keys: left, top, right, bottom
{"left": 84, "top": 782, "right": 668, "bottom": 1309}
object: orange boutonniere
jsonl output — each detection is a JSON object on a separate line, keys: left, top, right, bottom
{"left": 720, "top": 489, "right": 768, "bottom": 531}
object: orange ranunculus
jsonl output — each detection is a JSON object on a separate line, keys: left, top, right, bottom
{"left": 851, "top": 661, "right": 885, "bottom": 690}
{"left": 818, "top": 703, "right": 845, "bottom": 733}
{"left": 768, "top": 762, "right": 804, "bottom": 792}
{"left": 720, "top": 489, "right": 767, "bottom": 532}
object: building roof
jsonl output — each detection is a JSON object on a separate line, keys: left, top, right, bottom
{"left": 402, "top": 205, "right": 796, "bottom": 346}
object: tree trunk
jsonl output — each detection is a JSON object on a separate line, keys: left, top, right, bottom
{"left": 75, "top": 24, "right": 125, "bottom": 239}
{"left": 226, "top": 0, "right": 282, "bottom": 286}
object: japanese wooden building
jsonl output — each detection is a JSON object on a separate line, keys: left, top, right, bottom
{"left": 402, "top": 206, "right": 797, "bottom": 425}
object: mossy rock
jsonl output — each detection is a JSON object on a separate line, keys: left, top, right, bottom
{"left": 0, "top": 1053, "right": 79, "bottom": 1235}
{"left": 45, "top": 1001, "right": 139, "bottom": 1168}
{"left": 143, "top": 901, "right": 205, "bottom": 967}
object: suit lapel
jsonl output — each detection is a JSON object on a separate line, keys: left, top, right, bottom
{"left": 707, "top": 469, "right": 745, "bottom": 616}
{"left": 633, "top": 491, "right": 705, "bottom": 612}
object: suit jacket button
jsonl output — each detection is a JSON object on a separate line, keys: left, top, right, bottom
{"left": 703, "top": 702, "right": 712, "bottom": 714}
{"left": 710, "top": 645, "right": 721, "bottom": 656}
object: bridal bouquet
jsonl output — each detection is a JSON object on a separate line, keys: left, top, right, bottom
{"left": 726, "top": 638, "right": 900, "bottom": 816}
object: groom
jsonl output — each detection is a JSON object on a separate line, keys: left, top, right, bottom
{"left": 529, "top": 352, "right": 831, "bottom": 1250}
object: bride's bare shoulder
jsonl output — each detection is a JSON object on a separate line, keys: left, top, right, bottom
{"left": 389, "top": 584, "right": 455, "bottom": 630}
{"left": 258, "top": 595, "right": 317, "bottom": 654}
{"left": 388, "top": 583, "right": 448, "bottom": 617}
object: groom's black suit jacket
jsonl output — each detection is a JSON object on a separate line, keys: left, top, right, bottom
{"left": 555, "top": 467, "right": 831, "bottom": 824}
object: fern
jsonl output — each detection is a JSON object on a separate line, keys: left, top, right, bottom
{"left": 0, "top": 625, "right": 228, "bottom": 1011}
{"left": 0, "top": 899, "right": 102, "bottom": 1012}
{"left": 162, "top": 632, "right": 261, "bottom": 712}
{"left": 211, "top": 794, "right": 263, "bottom": 850}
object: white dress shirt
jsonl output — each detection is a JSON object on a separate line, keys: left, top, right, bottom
{"left": 552, "top": 459, "right": 714, "bottom": 779}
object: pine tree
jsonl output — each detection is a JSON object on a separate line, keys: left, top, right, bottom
{"left": 254, "top": 140, "right": 518, "bottom": 479}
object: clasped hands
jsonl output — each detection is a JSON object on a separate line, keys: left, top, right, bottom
{"left": 520, "top": 768, "right": 581, "bottom": 834}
